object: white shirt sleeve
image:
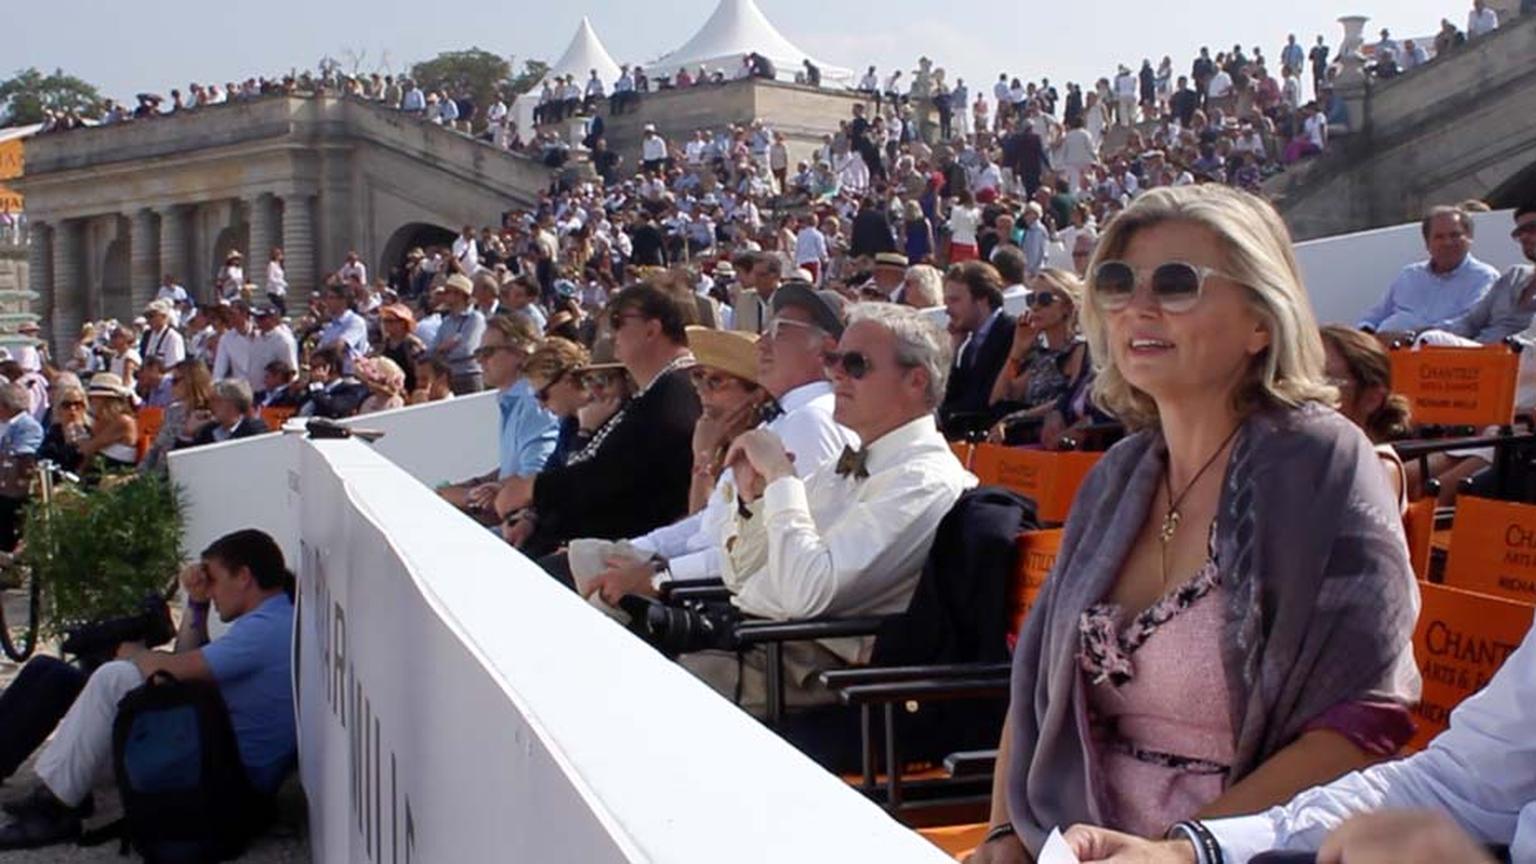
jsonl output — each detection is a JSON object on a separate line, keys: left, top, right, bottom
{"left": 1209, "top": 624, "right": 1536, "bottom": 862}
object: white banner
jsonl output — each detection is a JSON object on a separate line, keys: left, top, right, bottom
{"left": 293, "top": 438, "right": 949, "bottom": 863}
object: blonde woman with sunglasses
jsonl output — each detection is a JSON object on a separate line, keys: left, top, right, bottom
{"left": 972, "top": 185, "right": 1419, "bottom": 863}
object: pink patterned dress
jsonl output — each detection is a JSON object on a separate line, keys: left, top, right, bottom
{"left": 1078, "top": 554, "right": 1235, "bottom": 839}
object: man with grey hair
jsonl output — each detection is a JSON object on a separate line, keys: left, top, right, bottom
{"left": 681, "top": 302, "right": 976, "bottom": 715}
{"left": 1358, "top": 205, "right": 1500, "bottom": 342}
{"left": 901, "top": 264, "right": 944, "bottom": 309}
{"left": 184, "top": 379, "right": 269, "bottom": 447}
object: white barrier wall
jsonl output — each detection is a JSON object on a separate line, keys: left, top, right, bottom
{"left": 294, "top": 438, "right": 951, "bottom": 862}
{"left": 334, "top": 391, "right": 500, "bottom": 489}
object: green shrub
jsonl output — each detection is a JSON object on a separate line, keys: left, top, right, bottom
{"left": 19, "top": 473, "right": 186, "bottom": 636}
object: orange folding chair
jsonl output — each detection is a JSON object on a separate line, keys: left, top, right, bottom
{"left": 1389, "top": 344, "right": 1519, "bottom": 429}
{"left": 1403, "top": 498, "right": 1436, "bottom": 581}
{"left": 259, "top": 406, "right": 297, "bottom": 431}
{"left": 1406, "top": 582, "right": 1533, "bottom": 751}
{"left": 1441, "top": 496, "right": 1536, "bottom": 604}
{"left": 948, "top": 441, "right": 974, "bottom": 469}
{"left": 970, "top": 444, "right": 1101, "bottom": 524}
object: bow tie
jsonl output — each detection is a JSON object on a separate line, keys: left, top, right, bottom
{"left": 834, "top": 445, "right": 870, "bottom": 480}
{"left": 758, "top": 398, "right": 785, "bottom": 424}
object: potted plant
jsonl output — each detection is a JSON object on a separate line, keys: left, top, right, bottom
{"left": 19, "top": 472, "right": 185, "bottom": 653}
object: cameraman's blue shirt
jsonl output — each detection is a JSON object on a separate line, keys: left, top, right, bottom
{"left": 202, "top": 593, "right": 296, "bottom": 793}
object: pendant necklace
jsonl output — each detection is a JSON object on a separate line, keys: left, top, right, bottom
{"left": 1159, "top": 424, "right": 1242, "bottom": 583}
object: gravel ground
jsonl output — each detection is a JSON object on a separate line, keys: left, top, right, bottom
{"left": 0, "top": 588, "right": 311, "bottom": 863}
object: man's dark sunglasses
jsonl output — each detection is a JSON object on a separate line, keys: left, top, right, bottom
{"left": 823, "top": 350, "right": 873, "bottom": 380}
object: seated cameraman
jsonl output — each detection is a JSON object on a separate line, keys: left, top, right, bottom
{"left": 669, "top": 303, "right": 975, "bottom": 715}
{"left": 0, "top": 529, "right": 297, "bottom": 850}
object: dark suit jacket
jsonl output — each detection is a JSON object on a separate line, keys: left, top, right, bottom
{"left": 189, "top": 415, "right": 270, "bottom": 448}
{"left": 302, "top": 379, "right": 371, "bottom": 419}
{"left": 940, "top": 310, "right": 1016, "bottom": 438}
{"left": 527, "top": 366, "right": 701, "bottom": 556}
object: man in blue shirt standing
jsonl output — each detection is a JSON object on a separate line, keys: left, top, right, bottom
{"left": 0, "top": 529, "right": 296, "bottom": 850}
{"left": 1357, "top": 206, "right": 1500, "bottom": 342}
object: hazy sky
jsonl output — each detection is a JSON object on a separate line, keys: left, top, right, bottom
{"left": 9, "top": 0, "right": 1463, "bottom": 103}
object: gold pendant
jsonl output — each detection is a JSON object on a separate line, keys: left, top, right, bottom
{"left": 1159, "top": 509, "right": 1181, "bottom": 544}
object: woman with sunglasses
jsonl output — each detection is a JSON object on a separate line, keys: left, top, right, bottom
{"left": 521, "top": 338, "right": 592, "bottom": 472}
{"left": 985, "top": 268, "right": 1090, "bottom": 444}
{"left": 974, "top": 185, "right": 1419, "bottom": 863}
{"left": 37, "top": 380, "right": 93, "bottom": 476}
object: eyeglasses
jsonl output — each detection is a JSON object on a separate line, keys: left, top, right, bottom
{"left": 1025, "top": 292, "right": 1059, "bottom": 309}
{"left": 472, "top": 343, "right": 527, "bottom": 360}
{"left": 581, "top": 371, "right": 621, "bottom": 391}
{"left": 1090, "top": 260, "right": 1240, "bottom": 314}
{"left": 609, "top": 310, "right": 647, "bottom": 331}
{"left": 535, "top": 369, "right": 567, "bottom": 403}
{"left": 689, "top": 368, "right": 741, "bottom": 393}
{"left": 1511, "top": 222, "right": 1536, "bottom": 239}
{"left": 823, "top": 350, "right": 874, "bottom": 380}
{"left": 60, "top": 400, "right": 86, "bottom": 409}
{"left": 765, "top": 317, "right": 824, "bottom": 341}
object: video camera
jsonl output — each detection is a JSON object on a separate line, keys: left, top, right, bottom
{"left": 60, "top": 593, "right": 176, "bottom": 669}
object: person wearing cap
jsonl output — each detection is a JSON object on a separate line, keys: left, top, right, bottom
{"left": 585, "top": 282, "right": 858, "bottom": 602}
{"left": 497, "top": 284, "right": 701, "bottom": 559}
{"left": 142, "top": 300, "right": 186, "bottom": 369}
{"left": 215, "top": 251, "right": 244, "bottom": 302}
{"left": 12, "top": 321, "right": 43, "bottom": 374}
{"left": 315, "top": 283, "right": 370, "bottom": 376}
{"left": 429, "top": 273, "right": 487, "bottom": 394}
{"left": 249, "top": 305, "right": 298, "bottom": 394}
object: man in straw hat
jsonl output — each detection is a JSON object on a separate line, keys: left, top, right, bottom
{"left": 582, "top": 281, "right": 857, "bottom": 603}
{"left": 428, "top": 273, "right": 487, "bottom": 394}
{"left": 141, "top": 300, "right": 186, "bottom": 370}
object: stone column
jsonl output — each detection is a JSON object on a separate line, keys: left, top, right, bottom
{"left": 26, "top": 221, "right": 51, "bottom": 351}
{"left": 50, "top": 219, "right": 83, "bottom": 356}
{"left": 129, "top": 209, "right": 159, "bottom": 313}
{"left": 280, "top": 193, "right": 317, "bottom": 308}
{"left": 247, "top": 193, "right": 277, "bottom": 293}
{"left": 157, "top": 204, "right": 190, "bottom": 293}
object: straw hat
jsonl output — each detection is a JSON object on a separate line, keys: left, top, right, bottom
{"left": 579, "top": 337, "right": 625, "bottom": 374}
{"left": 442, "top": 273, "right": 474, "bottom": 296}
{"left": 87, "top": 372, "right": 135, "bottom": 399}
{"left": 685, "top": 326, "right": 760, "bottom": 384}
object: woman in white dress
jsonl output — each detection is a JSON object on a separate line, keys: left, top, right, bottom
{"left": 265, "top": 247, "right": 288, "bottom": 316}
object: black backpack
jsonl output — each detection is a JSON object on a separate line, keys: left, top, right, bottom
{"left": 82, "top": 672, "right": 264, "bottom": 863}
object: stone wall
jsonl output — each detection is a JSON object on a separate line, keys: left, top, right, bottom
{"left": 1275, "top": 15, "right": 1536, "bottom": 239}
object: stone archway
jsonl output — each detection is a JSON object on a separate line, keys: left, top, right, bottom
{"left": 1487, "top": 161, "right": 1536, "bottom": 212}
{"left": 380, "top": 222, "right": 456, "bottom": 293}
{"left": 101, "top": 234, "right": 131, "bottom": 322}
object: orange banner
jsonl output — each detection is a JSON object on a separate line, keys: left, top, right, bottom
{"left": 971, "top": 445, "right": 1101, "bottom": 524}
{"left": 1389, "top": 345, "right": 1518, "bottom": 428}
{"left": 1009, "top": 529, "right": 1063, "bottom": 642}
{"left": 1408, "top": 582, "right": 1533, "bottom": 750}
{"left": 1444, "top": 496, "right": 1536, "bottom": 604}
{"left": 0, "top": 137, "right": 24, "bottom": 214}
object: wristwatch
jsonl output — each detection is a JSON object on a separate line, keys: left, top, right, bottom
{"left": 648, "top": 555, "right": 671, "bottom": 593}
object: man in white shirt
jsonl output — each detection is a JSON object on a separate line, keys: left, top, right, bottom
{"left": 1468, "top": 0, "right": 1499, "bottom": 38}
{"left": 1062, "top": 620, "right": 1536, "bottom": 864}
{"left": 211, "top": 301, "right": 256, "bottom": 388}
{"left": 247, "top": 306, "right": 299, "bottom": 392}
{"left": 793, "top": 217, "right": 830, "bottom": 287}
{"left": 336, "top": 251, "right": 367, "bottom": 286}
{"left": 1113, "top": 66, "right": 1138, "bottom": 127}
{"left": 676, "top": 303, "right": 973, "bottom": 715}
{"left": 587, "top": 285, "right": 857, "bottom": 596}
{"left": 141, "top": 300, "right": 186, "bottom": 369}
{"left": 641, "top": 124, "right": 669, "bottom": 174}
{"left": 451, "top": 226, "right": 480, "bottom": 274}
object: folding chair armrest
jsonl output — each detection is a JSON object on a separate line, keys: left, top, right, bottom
{"left": 942, "top": 749, "right": 998, "bottom": 778}
{"left": 662, "top": 580, "right": 732, "bottom": 603}
{"left": 819, "top": 661, "right": 1013, "bottom": 691}
{"left": 835, "top": 675, "right": 1010, "bottom": 706}
{"left": 732, "top": 616, "right": 890, "bottom": 645}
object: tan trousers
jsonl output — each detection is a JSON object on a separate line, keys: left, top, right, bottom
{"left": 680, "top": 642, "right": 847, "bottom": 719}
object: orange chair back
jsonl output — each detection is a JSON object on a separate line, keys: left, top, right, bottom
{"left": 1443, "top": 496, "right": 1536, "bottom": 604}
{"left": 971, "top": 445, "right": 1101, "bottom": 524}
{"left": 135, "top": 406, "right": 164, "bottom": 461}
{"left": 1008, "top": 529, "right": 1063, "bottom": 649}
{"left": 1407, "top": 582, "right": 1533, "bottom": 751}
{"left": 1404, "top": 498, "right": 1436, "bottom": 581}
{"left": 260, "top": 406, "right": 297, "bottom": 431}
{"left": 949, "top": 441, "right": 974, "bottom": 469}
{"left": 1389, "top": 344, "right": 1518, "bottom": 428}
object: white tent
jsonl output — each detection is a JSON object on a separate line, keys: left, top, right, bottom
{"left": 644, "top": 0, "right": 853, "bottom": 86}
{"left": 512, "top": 17, "right": 624, "bottom": 135}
